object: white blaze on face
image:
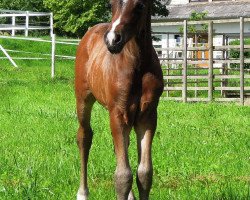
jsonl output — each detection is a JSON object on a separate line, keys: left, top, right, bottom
{"left": 107, "top": 16, "right": 121, "bottom": 45}
{"left": 123, "top": 0, "right": 128, "bottom": 4}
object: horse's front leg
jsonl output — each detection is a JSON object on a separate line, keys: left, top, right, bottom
{"left": 135, "top": 104, "right": 158, "bottom": 200}
{"left": 110, "top": 107, "right": 133, "bottom": 200}
{"left": 76, "top": 96, "right": 95, "bottom": 200}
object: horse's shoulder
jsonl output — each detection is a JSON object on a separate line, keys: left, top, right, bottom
{"left": 78, "top": 23, "right": 110, "bottom": 54}
{"left": 87, "top": 23, "right": 110, "bottom": 36}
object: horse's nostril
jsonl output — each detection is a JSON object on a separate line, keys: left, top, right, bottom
{"left": 114, "top": 34, "right": 122, "bottom": 44}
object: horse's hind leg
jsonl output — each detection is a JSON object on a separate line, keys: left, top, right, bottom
{"left": 76, "top": 93, "right": 95, "bottom": 200}
{"left": 134, "top": 107, "right": 158, "bottom": 200}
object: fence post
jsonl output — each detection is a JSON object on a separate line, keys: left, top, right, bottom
{"left": 25, "top": 11, "right": 29, "bottom": 37}
{"left": 182, "top": 20, "right": 188, "bottom": 103}
{"left": 51, "top": 34, "right": 56, "bottom": 78}
{"left": 50, "top": 12, "right": 54, "bottom": 37}
{"left": 12, "top": 16, "right": 16, "bottom": 36}
{"left": 221, "top": 34, "right": 226, "bottom": 97}
{"left": 166, "top": 33, "right": 170, "bottom": 97}
{"left": 194, "top": 34, "right": 198, "bottom": 98}
{"left": 208, "top": 21, "right": 214, "bottom": 102}
{"left": 240, "top": 17, "right": 245, "bottom": 105}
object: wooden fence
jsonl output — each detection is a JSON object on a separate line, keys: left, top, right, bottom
{"left": 153, "top": 18, "right": 250, "bottom": 105}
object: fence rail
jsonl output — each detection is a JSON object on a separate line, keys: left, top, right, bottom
{"left": 0, "top": 10, "right": 53, "bottom": 37}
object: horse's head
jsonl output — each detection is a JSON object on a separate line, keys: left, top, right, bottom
{"left": 104, "top": 0, "right": 149, "bottom": 54}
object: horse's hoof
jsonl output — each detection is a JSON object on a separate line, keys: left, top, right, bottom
{"left": 128, "top": 191, "right": 135, "bottom": 200}
{"left": 77, "top": 188, "right": 89, "bottom": 200}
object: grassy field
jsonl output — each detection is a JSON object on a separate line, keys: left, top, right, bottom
{"left": 0, "top": 39, "right": 250, "bottom": 199}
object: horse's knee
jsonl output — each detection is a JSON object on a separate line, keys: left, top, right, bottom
{"left": 137, "top": 164, "right": 153, "bottom": 191}
{"left": 76, "top": 127, "right": 93, "bottom": 150}
{"left": 139, "top": 97, "right": 158, "bottom": 119}
{"left": 115, "top": 168, "right": 133, "bottom": 197}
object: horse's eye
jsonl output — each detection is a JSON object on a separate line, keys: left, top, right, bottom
{"left": 135, "top": 2, "right": 145, "bottom": 12}
{"left": 106, "top": 2, "right": 112, "bottom": 9}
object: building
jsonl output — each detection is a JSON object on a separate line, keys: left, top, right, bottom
{"left": 152, "top": 0, "right": 250, "bottom": 67}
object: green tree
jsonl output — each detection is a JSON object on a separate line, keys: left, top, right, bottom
{"left": 0, "top": 0, "right": 169, "bottom": 37}
{"left": 0, "top": 0, "right": 48, "bottom": 36}
{"left": 43, "top": 0, "right": 110, "bottom": 37}
{"left": 43, "top": 0, "right": 169, "bottom": 37}
{"left": 179, "top": 11, "right": 208, "bottom": 34}
{"left": 152, "top": 0, "right": 169, "bottom": 17}
{"left": 0, "top": 0, "right": 46, "bottom": 12}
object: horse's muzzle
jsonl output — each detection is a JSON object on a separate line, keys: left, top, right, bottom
{"left": 104, "top": 32, "right": 124, "bottom": 54}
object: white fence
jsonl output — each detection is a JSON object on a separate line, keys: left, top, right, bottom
{"left": 0, "top": 9, "right": 53, "bottom": 37}
{"left": 0, "top": 10, "right": 59, "bottom": 77}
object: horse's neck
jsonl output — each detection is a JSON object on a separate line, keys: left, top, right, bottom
{"left": 139, "top": 7, "right": 152, "bottom": 42}
{"left": 137, "top": 9, "right": 153, "bottom": 63}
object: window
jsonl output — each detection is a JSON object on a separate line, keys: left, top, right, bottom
{"left": 174, "top": 35, "right": 181, "bottom": 45}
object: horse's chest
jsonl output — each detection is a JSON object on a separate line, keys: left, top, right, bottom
{"left": 86, "top": 37, "right": 141, "bottom": 107}
{"left": 87, "top": 61, "right": 139, "bottom": 107}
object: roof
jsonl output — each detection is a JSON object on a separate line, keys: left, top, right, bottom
{"left": 152, "top": 1, "right": 250, "bottom": 22}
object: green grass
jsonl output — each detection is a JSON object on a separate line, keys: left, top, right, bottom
{"left": 0, "top": 36, "right": 77, "bottom": 60}
{"left": 0, "top": 40, "right": 250, "bottom": 199}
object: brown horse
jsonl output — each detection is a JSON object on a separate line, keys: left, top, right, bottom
{"left": 75, "top": 0, "right": 163, "bottom": 199}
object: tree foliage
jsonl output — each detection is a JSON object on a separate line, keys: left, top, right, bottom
{"left": 43, "top": 0, "right": 110, "bottom": 37}
{"left": 0, "top": 0, "right": 47, "bottom": 35}
{"left": 152, "top": 0, "right": 169, "bottom": 17}
{"left": 0, "top": 0, "right": 169, "bottom": 37}
{"left": 44, "top": 0, "right": 169, "bottom": 37}
{"left": 179, "top": 11, "right": 208, "bottom": 34}
{"left": 0, "top": 0, "right": 46, "bottom": 12}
